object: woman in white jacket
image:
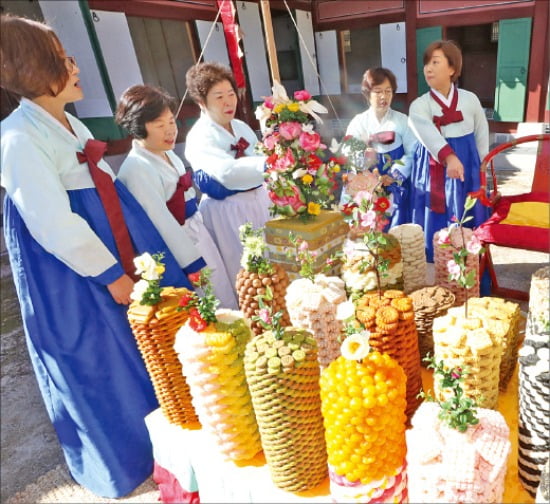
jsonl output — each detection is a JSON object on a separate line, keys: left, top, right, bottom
{"left": 184, "top": 62, "right": 271, "bottom": 287}
{"left": 116, "top": 85, "right": 237, "bottom": 308}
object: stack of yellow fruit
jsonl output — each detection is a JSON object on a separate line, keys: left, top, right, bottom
{"left": 355, "top": 290, "right": 423, "bottom": 420}
{"left": 128, "top": 286, "right": 199, "bottom": 427}
{"left": 244, "top": 329, "right": 327, "bottom": 491}
{"left": 174, "top": 309, "right": 262, "bottom": 461}
{"left": 432, "top": 313, "right": 502, "bottom": 409}
{"left": 320, "top": 342, "right": 408, "bottom": 503}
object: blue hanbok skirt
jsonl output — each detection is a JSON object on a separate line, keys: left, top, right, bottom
{"left": 3, "top": 180, "right": 192, "bottom": 498}
{"left": 409, "top": 132, "right": 488, "bottom": 261}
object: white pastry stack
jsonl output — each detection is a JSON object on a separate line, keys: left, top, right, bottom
{"left": 389, "top": 223, "right": 427, "bottom": 293}
{"left": 285, "top": 274, "right": 347, "bottom": 368}
{"left": 518, "top": 266, "right": 549, "bottom": 497}
{"left": 407, "top": 402, "right": 511, "bottom": 503}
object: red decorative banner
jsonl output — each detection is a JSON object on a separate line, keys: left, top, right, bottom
{"left": 217, "top": 0, "right": 246, "bottom": 90}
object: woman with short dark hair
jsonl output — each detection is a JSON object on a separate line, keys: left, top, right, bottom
{"left": 408, "top": 40, "right": 489, "bottom": 261}
{"left": 184, "top": 61, "right": 270, "bottom": 287}
{"left": 116, "top": 84, "right": 238, "bottom": 308}
{"left": 1, "top": 14, "right": 193, "bottom": 498}
{"left": 343, "top": 67, "right": 417, "bottom": 228}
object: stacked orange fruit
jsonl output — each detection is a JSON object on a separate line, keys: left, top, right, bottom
{"left": 320, "top": 350, "right": 407, "bottom": 486}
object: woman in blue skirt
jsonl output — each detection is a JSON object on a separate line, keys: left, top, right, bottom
{"left": 1, "top": 15, "right": 193, "bottom": 498}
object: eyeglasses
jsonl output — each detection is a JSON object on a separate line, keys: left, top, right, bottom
{"left": 64, "top": 56, "right": 77, "bottom": 71}
{"left": 371, "top": 89, "right": 393, "bottom": 97}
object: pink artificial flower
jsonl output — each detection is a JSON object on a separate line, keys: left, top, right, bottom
{"left": 294, "top": 90, "right": 311, "bottom": 101}
{"left": 264, "top": 97, "right": 274, "bottom": 109}
{"left": 466, "top": 235, "right": 483, "bottom": 255}
{"left": 447, "top": 259, "right": 461, "bottom": 281}
{"left": 353, "top": 190, "right": 372, "bottom": 206}
{"left": 437, "top": 228, "right": 451, "bottom": 246}
{"left": 258, "top": 308, "right": 271, "bottom": 325}
{"left": 360, "top": 210, "right": 377, "bottom": 229}
{"left": 278, "top": 121, "right": 303, "bottom": 140}
{"left": 274, "top": 148, "right": 296, "bottom": 172}
{"left": 299, "top": 131, "right": 321, "bottom": 152}
{"left": 376, "top": 217, "right": 389, "bottom": 232}
{"left": 263, "top": 132, "right": 280, "bottom": 150}
{"left": 299, "top": 241, "right": 309, "bottom": 252}
{"left": 268, "top": 185, "right": 307, "bottom": 215}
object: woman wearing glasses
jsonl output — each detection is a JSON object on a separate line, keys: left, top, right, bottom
{"left": 1, "top": 15, "right": 193, "bottom": 498}
{"left": 343, "top": 67, "right": 417, "bottom": 228}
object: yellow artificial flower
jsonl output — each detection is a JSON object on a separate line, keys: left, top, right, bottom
{"left": 332, "top": 164, "right": 341, "bottom": 173}
{"left": 287, "top": 102, "right": 300, "bottom": 112}
{"left": 273, "top": 103, "right": 285, "bottom": 114}
{"left": 308, "top": 201, "right": 321, "bottom": 215}
{"left": 302, "top": 174, "right": 314, "bottom": 185}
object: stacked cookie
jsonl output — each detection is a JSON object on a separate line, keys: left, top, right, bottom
{"left": 127, "top": 286, "right": 199, "bottom": 427}
{"left": 407, "top": 402, "right": 511, "bottom": 503}
{"left": 355, "top": 290, "right": 423, "bottom": 420}
{"left": 432, "top": 313, "right": 502, "bottom": 409}
{"left": 285, "top": 274, "right": 347, "bottom": 368}
{"left": 410, "top": 286, "right": 456, "bottom": 359}
{"left": 389, "top": 223, "right": 427, "bottom": 293}
{"left": 518, "top": 266, "right": 549, "bottom": 496}
{"left": 174, "top": 310, "right": 262, "bottom": 462}
{"left": 433, "top": 227, "right": 480, "bottom": 305}
{"left": 244, "top": 328, "right": 327, "bottom": 491}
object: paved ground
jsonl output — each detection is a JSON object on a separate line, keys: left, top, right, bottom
{"left": 1, "top": 144, "right": 548, "bottom": 501}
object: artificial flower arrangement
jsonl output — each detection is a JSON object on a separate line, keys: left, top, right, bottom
{"left": 255, "top": 81, "right": 340, "bottom": 218}
{"left": 235, "top": 223, "right": 291, "bottom": 335}
{"left": 435, "top": 195, "right": 484, "bottom": 314}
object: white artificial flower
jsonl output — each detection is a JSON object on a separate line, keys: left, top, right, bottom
{"left": 336, "top": 300, "right": 356, "bottom": 321}
{"left": 298, "top": 99, "right": 328, "bottom": 124}
{"left": 130, "top": 279, "right": 149, "bottom": 302}
{"left": 341, "top": 333, "right": 370, "bottom": 361}
{"left": 301, "top": 123, "right": 315, "bottom": 133}
{"left": 134, "top": 252, "right": 163, "bottom": 281}
{"left": 271, "top": 80, "right": 290, "bottom": 104}
{"left": 292, "top": 168, "right": 308, "bottom": 179}
{"left": 255, "top": 104, "right": 272, "bottom": 133}
{"left": 329, "top": 138, "right": 341, "bottom": 154}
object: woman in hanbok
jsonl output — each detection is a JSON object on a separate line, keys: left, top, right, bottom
{"left": 184, "top": 62, "right": 270, "bottom": 287}
{"left": 344, "top": 67, "right": 417, "bottom": 228}
{"left": 408, "top": 40, "right": 489, "bottom": 261}
{"left": 0, "top": 15, "right": 193, "bottom": 498}
{"left": 116, "top": 85, "right": 238, "bottom": 309}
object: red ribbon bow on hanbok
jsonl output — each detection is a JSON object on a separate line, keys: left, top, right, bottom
{"left": 230, "top": 137, "right": 250, "bottom": 159}
{"left": 77, "top": 139, "right": 137, "bottom": 280}
{"left": 429, "top": 87, "right": 465, "bottom": 213}
{"left": 166, "top": 171, "right": 193, "bottom": 225}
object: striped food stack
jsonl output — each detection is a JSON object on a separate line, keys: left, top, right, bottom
{"left": 389, "top": 223, "right": 427, "bottom": 293}
{"left": 433, "top": 227, "right": 480, "bottom": 306}
{"left": 127, "top": 286, "right": 199, "bottom": 427}
{"left": 432, "top": 313, "right": 502, "bottom": 409}
{"left": 244, "top": 329, "right": 327, "bottom": 491}
{"left": 285, "top": 274, "right": 347, "bottom": 368}
{"left": 320, "top": 350, "right": 408, "bottom": 503}
{"left": 518, "top": 266, "right": 549, "bottom": 496}
{"left": 407, "top": 401, "right": 511, "bottom": 503}
{"left": 355, "top": 290, "right": 423, "bottom": 420}
{"left": 174, "top": 309, "right": 262, "bottom": 462}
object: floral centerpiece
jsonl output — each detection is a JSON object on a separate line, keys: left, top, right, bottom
{"left": 174, "top": 269, "right": 262, "bottom": 461}
{"left": 243, "top": 297, "right": 328, "bottom": 491}
{"left": 255, "top": 81, "right": 340, "bottom": 219}
{"left": 320, "top": 333, "right": 408, "bottom": 502}
{"left": 127, "top": 252, "right": 199, "bottom": 427}
{"left": 407, "top": 355, "right": 511, "bottom": 503}
{"left": 235, "top": 223, "right": 290, "bottom": 335}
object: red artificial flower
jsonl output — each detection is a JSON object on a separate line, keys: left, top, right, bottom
{"left": 178, "top": 293, "right": 195, "bottom": 308}
{"left": 266, "top": 152, "right": 279, "bottom": 168}
{"left": 343, "top": 135, "right": 353, "bottom": 142}
{"left": 306, "top": 153, "right": 323, "bottom": 170}
{"left": 373, "top": 197, "right": 391, "bottom": 213}
{"left": 341, "top": 202, "right": 358, "bottom": 216}
{"left": 188, "top": 308, "right": 208, "bottom": 332}
{"left": 188, "top": 272, "right": 202, "bottom": 286}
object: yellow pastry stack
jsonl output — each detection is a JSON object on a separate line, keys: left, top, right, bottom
{"left": 432, "top": 313, "right": 502, "bottom": 409}
{"left": 244, "top": 329, "right": 327, "bottom": 491}
{"left": 174, "top": 309, "right": 262, "bottom": 461}
{"left": 127, "top": 286, "right": 199, "bottom": 427}
{"left": 320, "top": 350, "right": 408, "bottom": 502}
{"left": 355, "top": 290, "right": 423, "bottom": 420}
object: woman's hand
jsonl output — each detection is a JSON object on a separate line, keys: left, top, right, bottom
{"left": 107, "top": 274, "right": 135, "bottom": 305}
{"left": 445, "top": 154, "right": 465, "bottom": 181}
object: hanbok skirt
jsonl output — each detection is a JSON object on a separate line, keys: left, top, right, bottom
{"left": 409, "top": 132, "right": 488, "bottom": 261}
{"left": 3, "top": 181, "right": 192, "bottom": 498}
